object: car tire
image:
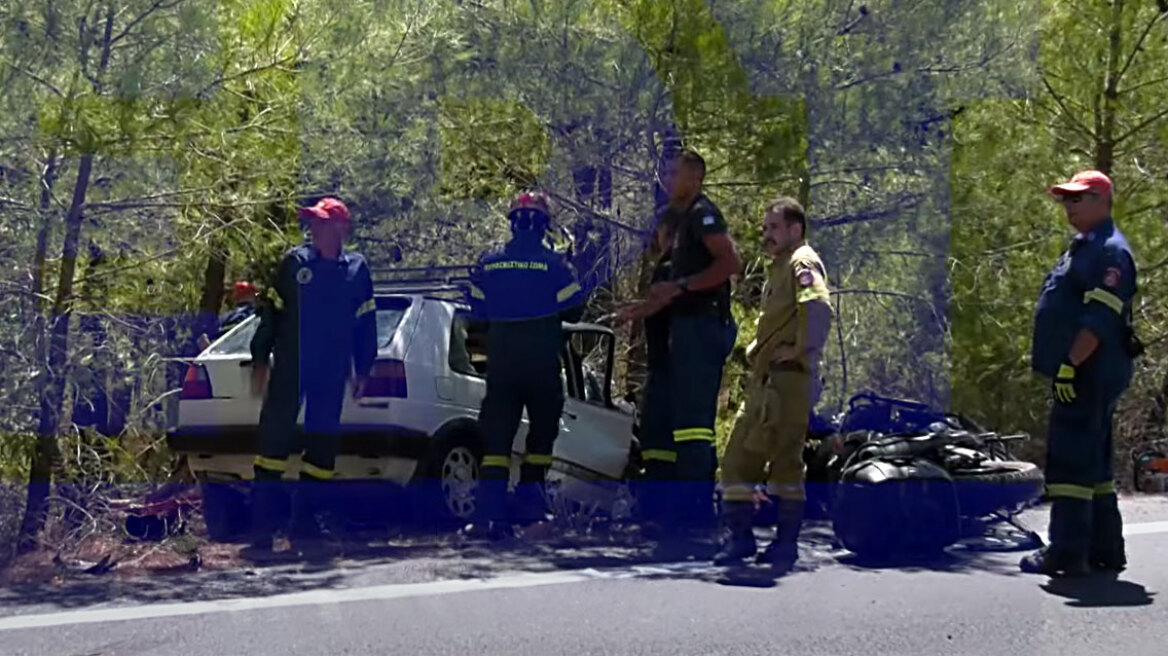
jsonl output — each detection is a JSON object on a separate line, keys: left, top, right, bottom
{"left": 410, "top": 431, "right": 483, "bottom": 533}
{"left": 200, "top": 481, "right": 251, "bottom": 543}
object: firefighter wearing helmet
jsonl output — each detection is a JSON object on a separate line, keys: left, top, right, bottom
{"left": 463, "top": 190, "right": 586, "bottom": 540}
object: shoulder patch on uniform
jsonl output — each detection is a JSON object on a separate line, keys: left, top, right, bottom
{"left": 296, "top": 267, "right": 313, "bottom": 285}
{"left": 1103, "top": 267, "right": 1121, "bottom": 287}
{"left": 702, "top": 215, "right": 716, "bottom": 226}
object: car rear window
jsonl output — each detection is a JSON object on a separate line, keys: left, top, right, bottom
{"left": 207, "top": 317, "right": 258, "bottom": 355}
{"left": 206, "top": 296, "right": 410, "bottom": 354}
{"left": 375, "top": 298, "right": 410, "bottom": 349}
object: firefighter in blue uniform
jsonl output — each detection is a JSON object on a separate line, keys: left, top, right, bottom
{"left": 245, "top": 197, "right": 379, "bottom": 559}
{"left": 618, "top": 218, "right": 677, "bottom": 528}
{"left": 463, "top": 191, "right": 585, "bottom": 540}
{"left": 1023, "top": 170, "right": 1139, "bottom": 576}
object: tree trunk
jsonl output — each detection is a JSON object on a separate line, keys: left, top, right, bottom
{"left": 1096, "top": 0, "right": 1124, "bottom": 175}
{"left": 18, "top": 153, "right": 97, "bottom": 552}
{"left": 199, "top": 238, "right": 228, "bottom": 318}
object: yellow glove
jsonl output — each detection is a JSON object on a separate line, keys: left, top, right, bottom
{"left": 1054, "top": 363, "right": 1077, "bottom": 404}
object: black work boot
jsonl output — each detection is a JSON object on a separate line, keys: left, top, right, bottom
{"left": 1020, "top": 497, "right": 1091, "bottom": 577}
{"left": 513, "top": 464, "right": 549, "bottom": 527}
{"left": 1089, "top": 492, "right": 1126, "bottom": 573}
{"left": 290, "top": 479, "right": 340, "bottom": 561}
{"left": 713, "top": 501, "right": 757, "bottom": 565}
{"left": 758, "top": 497, "right": 804, "bottom": 574}
{"left": 242, "top": 479, "right": 283, "bottom": 562}
{"left": 460, "top": 477, "right": 514, "bottom": 542}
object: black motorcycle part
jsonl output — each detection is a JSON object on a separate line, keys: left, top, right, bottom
{"left": 831, "top": 457, "right": 962, "bottom": 559}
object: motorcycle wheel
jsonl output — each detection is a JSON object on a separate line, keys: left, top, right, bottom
{"left": 948, "top": 460, "right": 1044, "bottom": 518}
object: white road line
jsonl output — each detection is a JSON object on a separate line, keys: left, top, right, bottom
{"left": 0, "top": 571, "right": 596, "bottom": 632}
{"left": 1, "top": 519, "right": 1166, "bottom": 633}
{"left": 1125, "top": 520, "right": 1168, "bottom": 536}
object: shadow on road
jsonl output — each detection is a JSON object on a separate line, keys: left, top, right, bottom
{"left": 1041, "top": 576, "right": 1157, "bottom": 608}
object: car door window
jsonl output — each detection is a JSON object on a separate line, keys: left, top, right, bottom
{"left": 451, "top": 311, "right": 488, "bottom": 377}
{"left": 566, "top": 330, "right": 613, "bottom": 407}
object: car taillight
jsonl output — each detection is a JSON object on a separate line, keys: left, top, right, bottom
{"left": 181, "top": 364, "right": 213, "bottom": 400}
{"left": 364, "top": 359, "right": 407, "bottom": 398}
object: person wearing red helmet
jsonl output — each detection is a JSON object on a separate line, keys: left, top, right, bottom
{"left": 218, "top": 281, "right": 258, "bottom": 335}
{"left": 1023, "top": 170, "right": 1140, "bottom": 577}
{"left": 462, "top": 189, "right": 586, "bottom": 540}
{"left": 245, "top": 196, "right": 379, "bottom": 560}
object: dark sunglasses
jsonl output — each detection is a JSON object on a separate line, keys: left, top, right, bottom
{"left": 1058, "top": 192, "right": 1098, "bottom": 204}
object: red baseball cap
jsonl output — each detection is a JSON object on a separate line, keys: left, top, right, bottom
{"left": 297, "top": 197, "right": 351, "bottom": 223}
{"left": 1048, "top": 170, "right": 1112, "bottom": 197}
{"left": 233, "top": 281, "right": 256, "bottom": 301}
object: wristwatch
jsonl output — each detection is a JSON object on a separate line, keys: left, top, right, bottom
{"left": 676, "top": 276, "right": 689, "bottom": 292}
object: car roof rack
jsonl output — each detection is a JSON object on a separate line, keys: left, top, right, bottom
{"left": 370, "top": 265, "right": 474, "bottom": 300}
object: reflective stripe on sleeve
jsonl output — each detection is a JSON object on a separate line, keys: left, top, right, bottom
{"left": 1084, "top": 288, "right": 1123, "bottom": 314}
{"left": 523, "top": 454, "right": 553, "bottom": 466}
{"left": 556, "top": 282, "right": 582, "bottom": 303}
{"left": 356, "top": 298, "right": 376, "bottom": 318}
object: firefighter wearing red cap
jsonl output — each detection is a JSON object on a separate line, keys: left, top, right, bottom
{"left": 218, "top": 281, "right": 257, "bottom": 335}
{"left": 1023, "top": 170, "right": 1140, "bottom": 577}
{"left": 245, "top": 196, "right": 379, "bottom": 559}
{"left": 462, "top": 190, "right": 586, "bottom": 540}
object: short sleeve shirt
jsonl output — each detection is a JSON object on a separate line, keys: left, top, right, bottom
{"left": 668, "top": 193, "right": 731, "bottom": 315}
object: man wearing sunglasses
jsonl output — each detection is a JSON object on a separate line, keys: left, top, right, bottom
{"left": 1024, "top": 170, "right": 1138, "bottom": 577}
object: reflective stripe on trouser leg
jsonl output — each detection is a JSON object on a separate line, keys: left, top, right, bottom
{"left": 764, "top": 370, "right": 810, "bottom": 502}
{"left": 720, "top": 379, "right": 769, "bottom": 505}
{"left": 668, "top": 315, "right": 733, "bottom": 528}
{"left": 252, "top": 363, "right": 302, "bottom": 538}
{"left": 477, "top": 367, "right": 525, "bottom": 522}
{"left": 638, "top": 367, "right": 676, "bottom": 523}
{"left": 1043, "top": 378, "right": 1108, "bottom": 556}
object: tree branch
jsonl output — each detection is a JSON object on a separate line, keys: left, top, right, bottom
{"left": 813, "top": 193, "right": 926, "bottom": 228}
{"left": 109, "top": 0, "right": 187, "bottom": 47}
{"left": 0, "top": 196, "right": 31, "bottom": 210}
{"left": 1115, "top": 105, "right": 1168, "bottom": 144}
{"left": 1115, "top": 9, "right": 1168, "bottom": 91}
{"left": 1, "top": 59, "right": 64, "bottom": 97}
{"left": 1118, "top": 73, "right": 1168, "bottom": 96}
{"left": 1039, "top": 69, "right": 1095, "bottom": 138}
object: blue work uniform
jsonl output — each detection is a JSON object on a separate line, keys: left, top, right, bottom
{"left": 467, "top": 230, "right": 585, "bottom": 523}
{"left": 665, "top": 195, "right": 738, "bottom": 530}
{"left": 218, "top": 302, "right": 255, "bottom": 337}
{"left": 636, "top": 252, "right": 676, "bottom": 523}
{"left": 248, "top": 244, "right": 378, "bottom": 540}
{"left": 1031, "top": 217, "right": 1136, "bottom": 565}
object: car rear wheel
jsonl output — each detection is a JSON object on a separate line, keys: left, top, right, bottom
{"left": 411, "top": 431, "right": 482, "bottom": 531}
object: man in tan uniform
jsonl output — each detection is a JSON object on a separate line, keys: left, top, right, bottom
{"left": 714, "top": 196, "right": 832, "bottom": 572}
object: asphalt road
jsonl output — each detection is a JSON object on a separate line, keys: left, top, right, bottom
{"left": 2, "top": 496, "right": 1166, "bottom": 656}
